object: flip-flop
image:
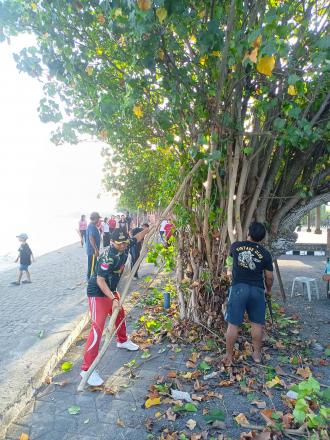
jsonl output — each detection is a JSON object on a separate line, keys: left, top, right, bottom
{"left": 22, "top": 280, "right": 32, "bottom": 284}
{"left": 10, "top": 281, "right": 20, "bottom": 286}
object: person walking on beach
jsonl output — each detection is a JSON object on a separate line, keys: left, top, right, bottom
{"left": 102, "top": 217, "right": 111, "bottom": 248}
{"left": 222, "top": 222, "right": 273, "bottom": 366}
{"left": 80, "top": 227, "right": 150, "bottom": 386}
{"left": 159, "top": 219, "right": 167, "bottom": 242}
{"left": 86, "top": 212, "right": 101, "bottom": 279}
{"left": 164, "top": 218, "right": 175, "bottom": 243}
{"left": 78, "top": 215, "right": 87, "bottom": 247}
{"left": 11, "top": 233, "right": 34, "bottom": 285}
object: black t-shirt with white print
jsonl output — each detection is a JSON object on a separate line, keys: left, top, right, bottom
{"left": 87, "top": 237, "right": 137, "bottom": 297}
{"left": 230, "top": 240, "right": 273, "bottom": 289}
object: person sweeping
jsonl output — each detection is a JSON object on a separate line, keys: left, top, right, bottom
{"left": 80, "top": 227, "right": 149, "bottom": 386}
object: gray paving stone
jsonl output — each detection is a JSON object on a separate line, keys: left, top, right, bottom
{"left": 0, "top": 243, "right": 87, "bottom": 423}
{"left": 33, "top": 399, "right": 56, "bottom": 414}
{"left": 53, "top": 413, "right": 78, "bottom": 432}
{"left": 5, "top": 423, "right": 31, "bottom": 440}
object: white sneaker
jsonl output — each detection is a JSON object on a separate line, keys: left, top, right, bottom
{"left": 117, "top": 340, "right": 139, "bottom": 351}
{"left": 80, "top": 370, "right": 104, "bottom": 386}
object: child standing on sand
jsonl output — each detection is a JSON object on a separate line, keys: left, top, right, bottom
{"left": 11, "top": 233, "right": 34, "bottom": 286}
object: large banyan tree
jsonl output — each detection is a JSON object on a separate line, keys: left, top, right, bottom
{"left": 1, "top": 0, "right": 329, "bottom": 324}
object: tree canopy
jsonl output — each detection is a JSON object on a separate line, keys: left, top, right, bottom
{"left": 1, "top": 0, "right": 329, "bottom": 320}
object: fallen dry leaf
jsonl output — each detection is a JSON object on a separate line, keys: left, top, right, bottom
{"left": 296, "top": 367, "right": 312, "bottom": 379}
{"left": 167, "top": 371, "right": 177, "bottom": 378}
{"left": 275, "top": 341, "right": 286, "bottom": 349}
{"left": 166, "top": 408, "right": 177, "bottom": 421}
{"left": 186, "top": 360, "right": 196, "bottom": 369}
{"left": 155, "top": 411, "right": 162, "bottom": 419}
{"left": 189, "top": 352, "right": 199, "bottom": 363}
{"left": 282, "top": 413, "right": 294, "bottom": 428}
{"left": 116, "top": 418, "right": 125, "bottom": 428}
{"left": 192, "top": 394, "right": 203, "bottom": 401}
{"left": 191, "top": 434, "right": 203, "bottom": 440}
{"left": 186, "top": 419, "right": 197, "bottom": 430}
{"left": 144, "top": 418, "right": 153, "bottom": 431}
{"left": 265, "top": 376, "right": 282, "bottom": 388}
{"left": 145, "top": 397, "right": 161, "bottom": 408}
{"left": 235, "top": 413, "right": 249, "bottom": 426}
{"left": 260, "top": 409, "right": 275, "bottom": 425}
{"left": 181, "top": 372, "right": 193, "bottom": 379}
{"left": 194, "top": 379, "right": 203, "bottom": 391}
{"left": 104, "top": 386, "right": 119, "bottom": 395}
{"left": 219, "top": 380, "right": 233, "bottom": 387}
{"left": 251, "top": 400, "right": 266, "bottom": 409}
{"left": 19, "top": 434, "right": 29, "bottom": 440}
{"left": 44, "top": 376, "right": 52, "bottom": 384}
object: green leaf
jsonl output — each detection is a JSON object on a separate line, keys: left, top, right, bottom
{"left": 198, "top": 361, "right": 211, "bottom": 372}
{"left": 38, "top": 330, "right": 44, "bottom": 338}
{"left": 243, "top": 147, "right": 253, "bottom": 155}
{"left": 173, "top": 404, "right": 186, "bottom": 413}
{"left": 293, "top": 408, "right": 306, "bottom": 424}
{"left": 288, "top": 74, "right": 300, "bottom": 85}
{"left": 68, "top": 405, "right": 81, "bottom": 415}
{"left": 141, "top": 350, "right": 151, "bottom": 359}
{"left": 61, "top": 361, "right": 73, "bottom": 372}
{"left": 324, "top": 348, "right": 330, "bottom": 357}
{"left": 278, "top": 356, "right": 290, "bottom": 364}
{"left": 321, "top": 387, "right": 330, "bottom": 403}
{"left": 204, "top": 409, "right": 225, "bottom": 424}
{"left": 184, "top": 403, "right": 198, "bottom": 412}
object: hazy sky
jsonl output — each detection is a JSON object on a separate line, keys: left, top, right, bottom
{"left": 0, "top": 37, "right": 117, "bottom": 220}
{"left": 0, "top": 36, "right": 118, "bottom": 256}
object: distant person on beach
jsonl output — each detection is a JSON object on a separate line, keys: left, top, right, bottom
{"left": 11, "top": 233, "right": 34, "bottom": 286}
{"left": 159, "top": 219, "right": 167, "bottom": 242}
{"left": 86, "top": 212, "right": 101, "bottom": 279}
{"left": 80, "top": 227, "right": 150, "bottom": 386}
{"left": 118, "top": 214, "right": 128, "bottom": 233}
{"left": 130, "top": 223, "right": 149, "bottom": 279}
{"left": 78, "top": 215, "right": 87, "bottom": 247}
{"left": 108, "top": 215, "right": 116, "bottom": 233}
{"left": 102, "top": 217, "right": 111, "bottom": 247}
{"left": 164, "top": 218, "right": 175, "bottom": 242}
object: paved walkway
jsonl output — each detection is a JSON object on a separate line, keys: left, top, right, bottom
{"left": 0, "top": 243, "right": 88, "bottom": 432}
{"left": 2, "top": 254, "right": 329, "bottom": 439}
{"left": 274, "top": 255, "right": 329, "bottom": 344}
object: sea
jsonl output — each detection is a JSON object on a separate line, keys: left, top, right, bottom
{"left": 0, "top": 215, "right": 80, "bottom": 273}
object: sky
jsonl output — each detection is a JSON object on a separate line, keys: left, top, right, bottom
{"left": 0, "top": 36, "right": 117, "bottom": 260}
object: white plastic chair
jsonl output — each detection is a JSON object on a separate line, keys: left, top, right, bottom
{"left": 291, "top": 277, "right": 320, "bottom": 302}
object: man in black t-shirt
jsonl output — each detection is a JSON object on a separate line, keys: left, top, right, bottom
{"left": 130, "top": 223, "right": 149, "bottom": 279}
{"left": 80, "top": 226, "right": 149, "bottom": 386}
{"left": 223, "top": 222, "right": 274, "bottom": 366}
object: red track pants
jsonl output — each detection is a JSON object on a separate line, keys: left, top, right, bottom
{"left": 81, "top": 296, "right": 128, "bottom": 371}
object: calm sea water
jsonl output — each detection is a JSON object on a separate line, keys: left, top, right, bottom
{"left": 0, "top": 216, "right": 80, "bottom": 272}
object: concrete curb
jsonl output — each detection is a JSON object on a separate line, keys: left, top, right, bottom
{"left": 0, "top": 312, "right": 90, "bottom": 439}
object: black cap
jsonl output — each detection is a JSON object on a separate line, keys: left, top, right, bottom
{"left": 111, "top": 228, "right": 129, "bottom": 243}
{"left": 90, "top": 212, "right": 101, "bottom": 221}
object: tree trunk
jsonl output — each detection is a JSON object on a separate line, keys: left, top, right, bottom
{"left": 314, "top": 205, "right": 322, "bottom": 234}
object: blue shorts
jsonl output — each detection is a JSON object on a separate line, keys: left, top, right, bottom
{"left": 225, "top": 283, "right": 266, "bottom": 326}
{"left": 19, "top": 264, "right": 29, "bottom": 271}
